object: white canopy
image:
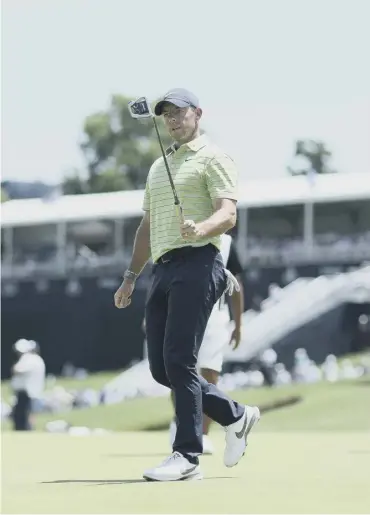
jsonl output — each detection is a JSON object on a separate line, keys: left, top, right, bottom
{"left": 1, "top": 173, "right": 369, "bottom": 228}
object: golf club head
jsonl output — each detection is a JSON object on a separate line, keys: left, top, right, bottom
{"left": 128, "top": 97, "right": 153, "bottom": 119}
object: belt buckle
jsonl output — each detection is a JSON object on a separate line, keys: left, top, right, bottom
{"left": 159, "top": 255, "right": 170, "bottom": 264}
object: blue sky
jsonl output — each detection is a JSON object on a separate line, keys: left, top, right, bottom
{"left": 2, "top": 0, "right": 370, "bottom": 185}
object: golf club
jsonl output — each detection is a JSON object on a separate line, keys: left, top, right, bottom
{"left": 128, "top": 97, "right": 185, "bottom": 224}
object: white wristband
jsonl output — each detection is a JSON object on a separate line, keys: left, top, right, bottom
{"left": 123, "top": 270, "right": 138, "bottom": 282}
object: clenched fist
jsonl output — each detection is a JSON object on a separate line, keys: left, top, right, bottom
{"left": 180, "top": 219, "right": 205, "bottom": 241}
{"left": 114, "top": 279, "right": 135, "bottom": 309}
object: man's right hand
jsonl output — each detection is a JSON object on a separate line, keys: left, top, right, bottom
{"left": 114, "top": 279, "right": 135, "bottom": 309}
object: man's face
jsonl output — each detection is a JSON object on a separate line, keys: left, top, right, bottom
{"left": 161, "top": 103, "right": 201, "bottom": 143}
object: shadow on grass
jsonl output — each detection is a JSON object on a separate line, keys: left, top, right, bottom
{"left": 106, "top": 452, "right": 168, "bottom": 458}
{"left": 41, "top": 477, "right": 233, "bottom": 486}
{"left": 260, "top": 395, "right": 302, "bottom": 413}
{"left": 42, "top": 479, "right": 148, "bottom": 485}
{"left": 142, "top": 395, "right": 303, "bottom": 431}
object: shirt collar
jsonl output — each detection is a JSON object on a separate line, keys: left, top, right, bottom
{"left": 185, "top": 134, "right": 208, "bottom": 152}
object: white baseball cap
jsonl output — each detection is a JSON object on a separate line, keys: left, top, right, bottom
{"left": 14, "top": 339, "right": 37, "bottom": 354}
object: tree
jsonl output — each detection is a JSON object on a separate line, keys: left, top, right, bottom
{"left": 1, "top": 187, "right": 9, "bottom": 203}
{"left": 63, "top": 95, "right": 172, "bottom": 194}
{"left": 62, "top": 170, "right": 88, "bottom": 195}
{"left": 287, "top": 139, "right": 337, "bottom": 176}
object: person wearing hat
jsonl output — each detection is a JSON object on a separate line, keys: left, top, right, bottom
{"left": 114, "top": 88, "right": 260, "bottom": 481}
{"left": 11, "top": 339, "right": 46, "bottom": 431}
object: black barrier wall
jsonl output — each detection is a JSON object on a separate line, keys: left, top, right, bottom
{"left": 1, "top": 262, "right": 368, "bottom": 379}
{"left": 1, "top": 276, "right": 149, "bottom": 379}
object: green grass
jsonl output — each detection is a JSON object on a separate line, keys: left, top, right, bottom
{"left": 2, "top": 378, "right": 370, "bottom": 433}
{"left": 2, "top": 358, "right": 370, "bottom": 433}
{"left": 2, "top": 355, "right": 370, "bottom": 513}
{"left": 2, "top": 431, "right": 370, "bottom": 514}
{"left": 2, "top": 351, "right": 368, "bottom": 404}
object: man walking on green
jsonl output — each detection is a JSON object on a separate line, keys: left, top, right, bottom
{"left": 114, "top": 88, "right": 260, "bottom": 481}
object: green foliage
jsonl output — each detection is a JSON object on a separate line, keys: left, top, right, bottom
{"left": 287, "top": 139, "right": 337, "bottom": 176}
{"left": 62, "top": 170, "right": 87, "bottom": 195}
{"left": 1, "top": 187, "right": 9, "bottom": 203}
{"left": 63, "top": 94, "right": 172, "bottom": 194}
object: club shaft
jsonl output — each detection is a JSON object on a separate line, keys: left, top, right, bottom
{"left": 152, "top": 118, "right": 180, "bottom": 206}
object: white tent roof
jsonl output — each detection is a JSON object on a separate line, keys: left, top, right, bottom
{"left": 1, "top": 189, "right": 144, "bottom": 228}
{"left": 1, "top": 173, "right": 369, "bottom": 228}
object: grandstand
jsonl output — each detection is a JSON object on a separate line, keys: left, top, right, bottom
{"left": 1, "top": 172, "right": 370, "bottom": 279}
{"left": 2, "top": 172, "right": 370, "bottom": 379}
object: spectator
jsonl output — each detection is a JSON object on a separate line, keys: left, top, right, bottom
{"left": 11, "top": 339, "right": 46, "bottom": 430}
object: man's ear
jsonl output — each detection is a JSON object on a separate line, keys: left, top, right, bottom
{"left": 195, "top": 107, "right": 203, "bottom": 120}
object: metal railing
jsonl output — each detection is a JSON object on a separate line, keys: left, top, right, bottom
{"left": 2, "top": 242, "right": 370, "bottom": 280}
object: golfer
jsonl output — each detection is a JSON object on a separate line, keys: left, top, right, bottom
{"left": 114, "top": 88, "right": 260, "bottom": 482}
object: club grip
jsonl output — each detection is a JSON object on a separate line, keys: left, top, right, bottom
{"left": 177, "top": 204, "right": 185, "bottom": 224}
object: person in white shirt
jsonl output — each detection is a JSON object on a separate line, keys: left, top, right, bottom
{"left": 11, "top": 339, "right": 46, "bottom": 430}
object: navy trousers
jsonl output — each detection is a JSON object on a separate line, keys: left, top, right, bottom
{"left": 145, "top": 243, "right": 244, "bottom": 462}
{"left": 12, "top": 390, "right": 32, "bottom": 431}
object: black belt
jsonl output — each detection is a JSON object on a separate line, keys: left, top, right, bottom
{"left": 156, "top": 244, "right": 216, "bottom": 264}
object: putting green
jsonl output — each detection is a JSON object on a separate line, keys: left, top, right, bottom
{"left": 2, "top": 431, "right": 370, "bottom": 514}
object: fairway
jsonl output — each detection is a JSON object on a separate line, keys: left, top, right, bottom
{"left": 3, "top": 376, "right": 370, "bottom": 433}
{"left": 2, "top": 431, "right": 370, "bottom": 514}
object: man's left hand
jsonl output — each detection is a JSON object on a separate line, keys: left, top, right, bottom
{"left": 180, "top": 220, "right": 205, "bottom": 240}
{"left": 229, "top": 327, "right": 241, "bottom": 350}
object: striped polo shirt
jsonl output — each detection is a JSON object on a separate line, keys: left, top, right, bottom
{"left": 142, "top": 134, "right": 238, "bottom": 263}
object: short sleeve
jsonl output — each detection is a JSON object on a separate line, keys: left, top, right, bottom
{"left": 142, "top": 177, "right": 150, "bottom": 211}
{"left": 204, "top": 153, "right": 238, "bottom": 201}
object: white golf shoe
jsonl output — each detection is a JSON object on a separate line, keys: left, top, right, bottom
{"left": 143, "top": 452, "right": 203, "bottom": 482}
{"left": 224, "top": 405, "right": 260, "bottom": 468}
{"left": 169, "top": 420, "right": 214, "bottom": 455}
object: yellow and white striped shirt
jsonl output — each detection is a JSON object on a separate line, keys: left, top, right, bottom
{"left": 143, "top": 134, "right": 238, "bottom": 263}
